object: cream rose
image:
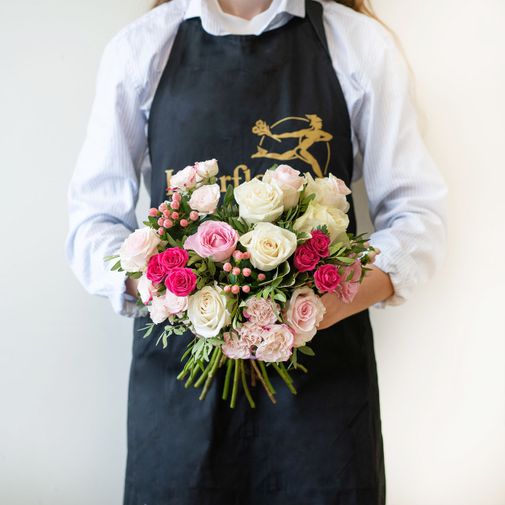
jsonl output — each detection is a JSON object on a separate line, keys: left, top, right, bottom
{"left": 304, "top": 173, "right": 351, "bottom": 212}
{"left": 239, "top": 222, "right": 297, "bottom": 272}
{"left": 118, "top": 227, "right": 161, "bottom": 272}
{"left": 284, "top": 287, "right": 326, "bottom": 347}
{"left": 195, "top": 158, "right": 219, "bottom": 182}
{"left": 293, "top": 202, "right": 349, "bottom": 243}
{"left": 189, "top": 183, "right": 220, "bottom": 214}
{"left": 147, "top": 291, "right": 189, "bottom": 325}
{"left": 187, "top": 285, "right": 231, "bottom": 338}
{"left": 233, "top": 178, "right": 284, "bottom": 224}
{"left": 263, "top": 164, "right": 304, "bottom": 210}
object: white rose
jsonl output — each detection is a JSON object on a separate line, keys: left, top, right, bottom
{"left": 293, "top": 202, "right": 349, "bottom": 243}
{"left": 233, "top": 178, "right": 284, "bottom": 224}
{"left": 188, "top": 285, "right": 231, "bottom": 338}
{"left": 195, "top": 158, "right": 219, "bottom": 182}
{"left": 263, "top": 164, "right": 304, "bottom": 210}
{"left": 118, "top": 227, "right": 161, "bottom": 272}
{"left": 148, "top": 291, "right": 189, "bottom": 325}
{"left": 170, "top": 165, "right": 198, "bottom": 189}
{"left": 137, "top": 273, "right": 157, "bottom": 304}
{"left": 188, "top": 184, "right": 220, "bottom": 214}
{"left": 239, "top": 222, "right": 297, "bottom": 271}
{"left": 304, "top": 173, "right": 351, "bottom": 212}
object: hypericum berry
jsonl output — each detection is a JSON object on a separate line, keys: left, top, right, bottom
{"left": 158, "top": 227, "right": 165, "bottom": 235}
{"left": 224, "top": 285, "right": 231, "bottom": 293}
{"left": 242, "top": 285, "right": 251, "bottom": 294}
{"left": 148, "top": 208, "right": 159, "bottom": 217}
{"left": 163, "top": 210, "right": 171, "bottom": 218}
{"left": 172, "top": 192, "right": 182, "bottom": 203}
{"left": 223, "top": 262, "right": 232, "bottom": 272}
{"left": 180, "top": 219, "right": 189, "bottom": 227}
{"left": 242, "top": 268, "right": 251, "bottom": 277}
{"left": 171, "top": 212, "right": 180, "bottom": 220}
{"left": 258, "top": 273, "right": 266, "bottom": 281}
{"left": 163, "top": 219, "right": 172, "bottom": 228}
{"left": 231, "top": 285, "right": 240, "bottom": 295}
{"left": 157, "top": 218, "right": 164, "bottom": 226}
{"left": 189, "top": 211, "right": 199, "bottom": 221}
{"left": 241, "top": 251, "right": 251, "bottom": 260}
{"left": 233, "top": 250, "right": 242, "bottom": 261}
{"left": 159, "top": 203, "right": 168, "bottom": 212}
{"left": 171, "top": 200, "right": 180, "bottom": 210}
{"left": 232, "top": 267, "right": 241, "bottom": 276}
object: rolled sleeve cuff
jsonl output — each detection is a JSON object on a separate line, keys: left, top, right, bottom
{"left": 109, "top": 271, "right": 149, "bottom": 318}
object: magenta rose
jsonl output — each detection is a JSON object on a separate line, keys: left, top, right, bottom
{"left": 314, "top": 264, "right": 342, "bottom": 293}
{"left": 306, "top": 230, "right": 331, "bottom": 258}
{"left": 293, "top": 244, "right": 320, "bottom": 272}
{"left": 164, "top": 267, "right": 197, "bottom": 297}
{"left": 183, "top": 220, "right": 239, "bottom": 262}
{"left": 146, "top": 253, "right": 167, "bottom": 284}
{"left": 159, "top": 247, "right": 189, "bottom": 270}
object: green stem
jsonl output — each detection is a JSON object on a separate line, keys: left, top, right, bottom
{"left": 222, "top": 358, "right": 233, "bottom": 401}
{"left": 272, "top": 363, "right": 297, "bottom": 395}
{"left": 240, "top": 360, "right": 256, "bottom": 408}
{"left": 230, "top": 359, "right": 240, "bottom": 409}
{"left": 199, "top": 349, "right": 222, "bottom": 401}
{"left": 194, "top": 347, "right": 220, "bottom": 388}
{"left": 251, "top": 360, "right": 276, "bottom": 404}
{"left": 295, "top": 363, "right": 308, "bottom": 373}
{"left": 177, "top": 356, "right": 194, "bottom": 381}
{"left": 258, "top": 361, "right": 276, "bottom": 394}
{"left": 185, "top": 358, "right": 203, "bottom": 388}
{"left": 279, "top": 362, "right": 294, "bottom": 384}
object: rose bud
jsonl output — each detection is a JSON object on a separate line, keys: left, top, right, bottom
{"left": 171, "top": 200, "right": 180, "bottom": 210}
{"left": 159, "top": 203, "right": 168, "bottom": 211}
{"left": 224, "top": 285, "right": 231, "bottom": 293}
{"left": 242, "top": 285, "right": 251, "bottom": 293}
{"left": 241, "top": 251, "right": 251, "bottom": 260}
{"left": 157, "top": 217, "right": 164, "bottom": 226}
{"left": 163, "top": 210, "right": 171, "bottom": 218}
{"left": 232, "top": 267, "right": 241, "bottom": 276}
{"left": 148, "top": 208, "right": 160, "bottom": 217}
{"left": 171, "top": 212, "right": 179, "bottom": 220}
{"left": 180, "top": 219, "right": 189, "bottom": 227}
{"left": 164, "top": 219, "right": 173, "bottom": 229}
{"left": 189, "top": 211, "right": 199, "bottom": 221}
{"left": 258, "top": 273, "right": 266, "bottom": 281}
{"left": 223, "top": 262, "right": 232, "bottom": 272}
{"left": 233, "top": 250, "right": 242, "bottom": 261}
{"left": 231, "top": 285, "right": 240, "bottom": 294}
{"left": 242, "top": 268, "right": 251, "bottom": 277}
{"left": 158, "top": 227, "right": 165, "bottom": 235}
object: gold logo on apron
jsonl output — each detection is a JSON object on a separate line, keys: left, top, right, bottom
{"left": 251, "top": 114, "right": 332, "bottom": 178}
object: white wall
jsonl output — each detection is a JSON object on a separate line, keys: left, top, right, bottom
{"left": 0, "top": 1, "right": 503, "bottom": 504}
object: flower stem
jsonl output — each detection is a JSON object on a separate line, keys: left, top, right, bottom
{"left": 199, "top": 349, "right": 222, "bottom": 401}
{"left": 194, "top": 347, "right": 220, "bottom": 389}
{"left": 272, "top": 363, "right": 297, "bottom": 395}
{"left": 230, "top": 359, "right": 240, "bottom": 409}
{"left": 258, "top": 361, "right": 276, "bottom": 394}
{"left": 222, "top": 358, "right": 233, "bottom": 401}
{"left": 177, "top": 356, "right": 194, "bottom": 381}
{"left": 240, "top": 360, "right": 256, "bottom": 408}
{"left": 251, "top": 360, "right": 277, "bottom": 404}
{"left": 295, "top": 363, "right": 308, "bottom": 373}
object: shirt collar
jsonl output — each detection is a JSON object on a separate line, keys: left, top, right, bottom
{"left": 183, "top": 0, "right": 306, "bottom": 36}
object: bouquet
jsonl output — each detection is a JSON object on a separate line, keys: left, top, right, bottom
{"left": 105, "top": 160, "right": 378, "bottom": 408}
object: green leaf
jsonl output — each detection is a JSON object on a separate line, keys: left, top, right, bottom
{"left": 111, "top": 260, "right": 122, "bottom": 271}
{"left": 298, "top": 346, "right": 315, "bottom": 357}
{"left": 273, "top": 291, "right": 287, "bottom": 303}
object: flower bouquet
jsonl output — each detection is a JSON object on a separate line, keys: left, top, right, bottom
{"left": 105, "top": 160, "right": 378, "bottom": 408}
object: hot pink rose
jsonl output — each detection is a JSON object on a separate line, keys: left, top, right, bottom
{"left": 306, "top": 229, "right": 331, "bottom": 258}
{"left": 293, "top": 244, "right": 320, "bottom": 272}
{"left": 183, "top": 220, "right": 239, "bottom": 262}
{"left": 243, "top": 297, "right": 280, "bottom": 326}
{"left": 314, "top": 264, "right": 342, "bottom": 293}
{"left": 146, "top": 253, "right": 167, "bottom": 284}
{"left": 284, "top": 287, "right": 326, "bottom": 347}
{"left": 160, "top": 247, "right": 189, "bottom": 270}
{"left": 254, "top": 324, "right": 294, "bottom": 362}
{"left": 164, "top": 267, "right": 197, "bottom": 297}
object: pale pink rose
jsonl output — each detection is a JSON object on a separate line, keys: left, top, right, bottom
{"left": 189, "top": 184, "right": 220, "bottom": 214}
{"left": 243, "top": 297, "right": 280, "bottom": 326}
{"left": 118, "top": 227, "right": 161, "bottom": 272}
{"left": 137, "top": 273, "right": 157, "bottom": 304}
{"left": 147, "top": 290, "right": 189, "bottom": 324}
{"left": 263, "top": 164, "right": 304, "bottom": 209}
{"left": 194, "top": 159, "right": 219, "bottom": 182}
{"left": 335, "top": 260, "right": 362, "bottom": 303}
{"left": 170, "top": 165, "right": 198, "bottom": 189}
{"left": 222, "top": 331, "right": 252, "bottom": 360}
{"left": 284, "top": 287, "right": 326, "bottom": 347}
{"left": 183, "top": 220, "right": 239, "bottom": 262}
{"left": 254, "top": 324, "right": 294, "bottom": 362}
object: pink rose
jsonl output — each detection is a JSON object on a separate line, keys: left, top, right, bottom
{"left": 146, "top": 253, "right": 168, "bottom": 284}
{"left": 137, "top": 273, "right": 157, "bottom": 304}
{"left": 243, "top": 297, "right": 280, "bottom": 326}
{"left": 189, "top": 184, "right": 220, "bottom": 214}
{"left": 183, "top": 220, "right": 239, "bottom": 262}
{"left": 263, "top": 164, "right": 304, "bottom": 209}
{"left": 306, "top": 229, "right": 331, "bottom": 258}
{"left": 314, "top": 264, "right": 342, "bottom": 293}
{"left": 335, "top": 260, "right": 362, "bottom": 303}
{"left": 147, "top": 291, "right": 189, "bottom": 324}
{"left": 170, "top": 165, "right": 198, "bottom": 189}
{"left": 284, "top": 287, "right": 326, "bottom": 347}
{"left": 293, "top": 244, "right": 320, "bottom": 272}
{"left": 164, "top": 267, "right": 197, "bottom": 297}
{"left": 118, "top": 227, "right": 161, "bottom": 272}
{"left": 254, "top": 324, "right": 294, "bottom": 362}
{"left": 159, "top": 247, "right": 189, "bottom": 270}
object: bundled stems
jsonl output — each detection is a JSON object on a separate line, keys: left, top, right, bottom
{"left": 272, "top": 363, "right": 297, "bottom": 395}
{"left": 230, "top": 359, "right": 240, "bottom": 409}
{"left": 251, "top": 360, "right": 276, "bottom": 404}
{"left": 199, "top": 348, "right": 222, "bottom": 401}
{"left": 240, "top": 360, "right": 256, "bottom": 408}
{"left": 222, "top": 358, "right": 233, "bottom": 401}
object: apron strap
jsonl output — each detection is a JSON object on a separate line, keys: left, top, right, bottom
{"left": 305, "top": 0, "right": 331, "bottom": 61}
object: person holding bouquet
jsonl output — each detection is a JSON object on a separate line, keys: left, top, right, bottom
{"left": 65, "top": 0, "right": 448, "bottom": 504}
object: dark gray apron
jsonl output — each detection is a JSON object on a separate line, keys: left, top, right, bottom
{"left": 124, "top": 2, "right": 386, "bottom": 503}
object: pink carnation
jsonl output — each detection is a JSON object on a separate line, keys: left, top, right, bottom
{"left": 335, "top": 260, "right": 362, "bottom": 303}
{"left": 164, "top": 267, "right": 197, "bottom": 297}
{"left": 243, "top": 297, "right": 280, "bottom": 326}
{"left": 183, "top": 220, "right": 239, "bottom": 262}
{"left": 221, "top": 331, "right": 252, "bottom": 360}
{"left": 254, "top": 324, "right": 294, "bottom": 363}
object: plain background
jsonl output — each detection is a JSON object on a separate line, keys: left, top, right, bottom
{"left": 1, "top": 0, "right": 504, "bottom": 504}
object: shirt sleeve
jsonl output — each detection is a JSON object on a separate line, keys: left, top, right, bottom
{"left": 64, "top": 32, "right": 149, "bottom": 318}
{"left": 352, "top": 29, "right": 449, "bottom": 309}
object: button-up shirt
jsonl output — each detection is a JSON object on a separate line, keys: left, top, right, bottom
{"left": 65, "top": 0, "right": 449, "bottom": 317}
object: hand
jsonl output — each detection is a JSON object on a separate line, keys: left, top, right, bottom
{"left": 126, "top": 276, "right": 139, "bottom": 297}
{"left": 317, "top": 292, "right": 346, "bottom": 330}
